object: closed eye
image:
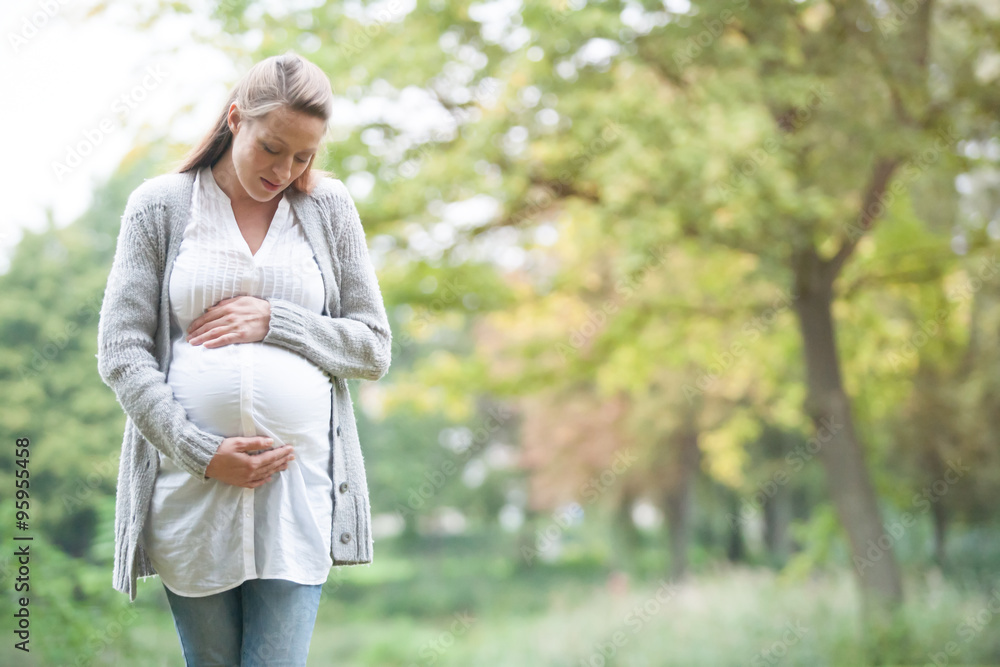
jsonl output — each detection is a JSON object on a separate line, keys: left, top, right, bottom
{"left": 263, "top": 143, "right": 309, "bottom": 163}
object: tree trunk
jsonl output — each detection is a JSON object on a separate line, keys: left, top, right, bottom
{"left": 793, "top": 252, "right": 904, "bottom": 617}
{"left": 931, "top": 499, "right": 948, "bottom": 569}
{"left": 726, "top": 489, "right": 747, "bottom": 562}
{"left": 613, "top": 486, "right": 642, "bottom": 571}
{"left": 761, "top": 427, "right": 793, "bottom": 564}
{"left": 662, "top": 424, "right": 700, "bottom": 581}
{"left": 763, "top": 482, "right": 792, "bottom": 564}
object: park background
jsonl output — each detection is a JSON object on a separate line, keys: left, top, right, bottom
{"left": 2, "top": 0, "right": 1000, "bottom": 665}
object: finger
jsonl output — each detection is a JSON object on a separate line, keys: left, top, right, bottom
{"left": 187, "top": 307, "right": 231, "bottom": 338}
{"left": 259, "top": 446, "right": 295, "bottom": 470}
{"left": 255, "top": 450, "right": 295, "bottom": 478}
{"left": 274, "top": 451, "right": 295, "bottom": 469}
{"left": 248, "top": 475, "right": 271, "bottom": 488}
{"left": 235, "top": 438, "right": 274, "bottom": 452}
{"left": 255, "top": 462, "right": 288, "bottom": 483}
{"left": 187, "top": 311, "right": 218, "bottom": 337}
{"left": 256, "top": 442, "right": 292, "bottom": 457}
{"left": 188, "top": 323, "right": 231, "bottom": 345}
{"left": 243, "top": 437, "right": 275, "bottom": 449}
{"left": 250, "top": 458, "right": 286, "bottom": 482}
{"left": 201, "top": 331, "right": 240, "bottom": 348}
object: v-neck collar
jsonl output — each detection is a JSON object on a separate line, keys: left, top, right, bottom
{"left": 170, "top": 168, "right": 335, "bottom": 317}
{"left": 201, "top": 166, "right": 290, "bottom": 262}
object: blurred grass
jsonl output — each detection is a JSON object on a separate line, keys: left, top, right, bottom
{"left": 9, "top": 526, "right": 995, "bottom": 667}
{"left": 314, "top": 553, "right": 1000, "bottom": 667}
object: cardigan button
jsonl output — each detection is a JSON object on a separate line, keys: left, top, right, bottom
{"left": 336, "top": 425, "right": 341, "bottom": 437}
{"left": 339, "top": 481, "right": 349, "bottom": 493}
{"left": 340, "top": 532, "right": 352, "bottom": 544}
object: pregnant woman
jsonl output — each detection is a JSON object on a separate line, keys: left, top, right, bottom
{"left": 96, "top": 51, "right": 392, "bottom": 666}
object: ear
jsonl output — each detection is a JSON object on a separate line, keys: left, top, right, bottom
{"left": 228, "top": 104, "right": 242, "bottom": 132}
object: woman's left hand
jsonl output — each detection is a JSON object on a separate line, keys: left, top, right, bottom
{"left": 186, "top": 295, "right": 271, "bottom": 348}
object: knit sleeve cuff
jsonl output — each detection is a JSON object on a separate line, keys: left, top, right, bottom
{"left": 176, "top": 427, "right": 224, "bottom": 482}
{"left": 262, "top": 297, "right": 311, "bottom": 354}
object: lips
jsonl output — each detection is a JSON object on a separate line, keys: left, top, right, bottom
{"left": 261, "top": 177, "right": 283, "bottom": 191}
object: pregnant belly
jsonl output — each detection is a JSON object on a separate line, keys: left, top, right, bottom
{"left": 167, "top": 341, "right": 332, "bottom": 447}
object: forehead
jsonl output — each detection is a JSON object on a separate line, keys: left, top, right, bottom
{"left": 258, "top": 108, "right": 325, "bottom": 147}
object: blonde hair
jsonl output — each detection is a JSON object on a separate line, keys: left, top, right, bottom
{"left": 173, "top": 50, "right": 336, "bottom": 194}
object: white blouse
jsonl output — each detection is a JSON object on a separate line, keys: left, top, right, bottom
{"left": 143, "top": 165, "right": 334, "bottom": 597}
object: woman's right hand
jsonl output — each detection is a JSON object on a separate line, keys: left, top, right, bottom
{"left": 205, "top": 436, "right": 295, "bottom": 488}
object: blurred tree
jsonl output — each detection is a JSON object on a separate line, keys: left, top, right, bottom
{"left": 0, "top": 146, "right": 170, "bottom": 665}
{"left": 103, "top": 0, "right": 1000, "bottom": 651}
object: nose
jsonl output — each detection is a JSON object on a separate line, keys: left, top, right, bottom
{"left": 273, "top": 157, "right": 292, "bottom": 183}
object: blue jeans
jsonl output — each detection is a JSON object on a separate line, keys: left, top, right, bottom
{"left": 162, "top": 578, "right": 324, "bottom": 666}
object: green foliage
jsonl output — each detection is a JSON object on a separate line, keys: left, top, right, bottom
{"left": 7, "top": 0, "right": 1000, "bottom": 662}
{"left": 0, "top": 150, "right": 169, "bottom": 664}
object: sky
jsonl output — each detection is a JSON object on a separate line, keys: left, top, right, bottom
{"left": 0, "top": 0, "right": 640, "bottom": 276}
{"left": 0, "top": 0, "right": 538, "bottom": 276}
{"left": 0, "top": 0, "right": 250, "bottom": 273}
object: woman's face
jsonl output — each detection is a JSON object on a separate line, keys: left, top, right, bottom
{"left": 227, "top": 104, "right": 326, "bottom": 202}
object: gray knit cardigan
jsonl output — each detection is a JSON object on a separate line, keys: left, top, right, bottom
{"left": 96, "top": 169, "right": 392, "bottom": 602}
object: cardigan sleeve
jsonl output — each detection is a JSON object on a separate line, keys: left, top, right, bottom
{"left": 261, "top": 186, "right": 392, "bottom": 381}
{"left": 96, "top": 200, "right": 224, "bottom": 482}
